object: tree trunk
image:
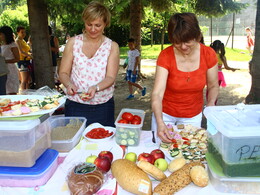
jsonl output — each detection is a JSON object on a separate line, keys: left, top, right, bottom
{"left": 130, "top": 0, "right": 142, "bottom": 51}
{"left": 161, "top": 26, "right": 165, "bottom": 51}
{"left": 245, "top": 0, "right": 260, "bottom": 104}
{"left": 150, "top": 26, "right": 153, "bottom": 47}
{"left": 27, "top": 0, "right": 54, "bottom": 89}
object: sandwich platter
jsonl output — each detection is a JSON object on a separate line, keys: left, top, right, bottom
{"left": 0, "top": 94, "right": 65, "bottom": 118}
{"left": 160, "top": 124, "right": 208, "bottom": 163}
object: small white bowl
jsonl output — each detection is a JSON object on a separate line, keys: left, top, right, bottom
{"left": 82, "top": 123, "right": 115, "bottom": 142}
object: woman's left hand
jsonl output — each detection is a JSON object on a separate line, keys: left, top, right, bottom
{"left": 84, "top": 85, "right": 98, "bottom": 100}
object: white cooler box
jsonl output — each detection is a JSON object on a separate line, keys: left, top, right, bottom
{"left": 204, "top": 104, "right": 260, "bottom": 177}
{"left": 0, "top": 114, "right": 51, "bottom": 167}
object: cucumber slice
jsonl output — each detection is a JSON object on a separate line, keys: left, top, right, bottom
{"left": 181, "top": 144, "right": 189, "bottom": 149}
{"left": 160, "top": 143, "right": 169, "bottom": 148}
{"left": 127, "top": 138, "right": 135, "bottom": 145}
{"left": 120, "top": 139, "right": 127, "bottom": 145}
{"left": 170, "top": 150, "right": 180, "bottom": 157}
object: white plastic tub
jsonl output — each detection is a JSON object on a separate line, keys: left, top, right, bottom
{"left": 0, "top": 114, "right": 51, "bottom": 167}
{"left": 204, "top": 104, "right": 260, "bottom": 177}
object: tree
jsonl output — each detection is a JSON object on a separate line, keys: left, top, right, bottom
{"left": 27, "top": 0, "right": 54, "bottom": 88}
{"left": 245, "top": 0, "right": 260, "bottom": 104}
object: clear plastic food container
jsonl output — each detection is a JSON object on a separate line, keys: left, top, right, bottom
{"left": 115, "top": 108, "right": 145, "bottom": 146}
{"left": 49, "top": 116, "right": 87, "bottom": 152}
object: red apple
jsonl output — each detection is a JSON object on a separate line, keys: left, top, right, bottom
{"left": 98, "top": 151, "right": 113, "bottom": 162}
{"left": 94, "top": 156, "right": 111, "bottom": 173}
{"left": 150, "top": 149, "right": 165, "bottom": 161}
{"left": 138, "top": 153, "right": 155, "bottom": 164}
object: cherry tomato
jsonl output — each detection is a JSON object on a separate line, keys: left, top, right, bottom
{"left": 122, "top": 112, "right": 134, "bottom": 122}
{"left": 118, "top": 119, "right": 129, "bottom": 124}
{"left": 131, "top": 119, "right": 141, "bottom": 125}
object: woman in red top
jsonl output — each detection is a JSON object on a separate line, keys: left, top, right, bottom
{"left": 151, "top": 13, "right": 219, "bottom": 142}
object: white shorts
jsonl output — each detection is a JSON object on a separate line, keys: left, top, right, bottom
{"left": 151, "top": 112, "right": 202, "bottom": 132}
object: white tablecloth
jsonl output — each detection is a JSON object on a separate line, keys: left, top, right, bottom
{"left": 0, "top": 131, "right": 250, "bottom": 195}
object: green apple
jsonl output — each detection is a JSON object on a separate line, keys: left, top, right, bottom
{"left": 125, "top": 152, "right": 137, "bottom": 162}
{"left": 86, "top": 155, "right": 97, "bottom": 164}
{"left": 154, "top": 158, "right": 168, "bottom": 172}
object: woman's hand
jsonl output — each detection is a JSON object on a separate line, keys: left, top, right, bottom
{"left": 84, "top": 85, "right": 98, "bottom": 100}
{"left": 66, "top": 83, "right": 78, "bottom": 96}
{"left": 157, "top": 122, "right": 172, "bottom": 143}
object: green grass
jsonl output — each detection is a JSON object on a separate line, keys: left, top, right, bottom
{"left": 120, "top": 44, "right": 252, "bottom": 61}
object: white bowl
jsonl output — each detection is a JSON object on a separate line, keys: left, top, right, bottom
{"left": 82, "top": 123, "right": 115, "bottom": 142}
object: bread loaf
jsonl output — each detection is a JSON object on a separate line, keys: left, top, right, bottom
{"left": 168, "top": 157, "right": 186, "bottom": 172}
{"left": 137, "top": 161, "right": 166, "bottom": 181}
{"left": 67, "top": 163, "right": 104, "bottom": 195}
{"left": 190, "top": 165, "right": 208, "bottom": 187}
{"left": 153, "top": 162, "right": 204, "bottom": 195}
{"left": 111, "top": 159, "right": 152, "bottom": 195}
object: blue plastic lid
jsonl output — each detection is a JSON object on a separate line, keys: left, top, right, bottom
{"left": 0, "top": 149, "right": 58, "bottom": 176}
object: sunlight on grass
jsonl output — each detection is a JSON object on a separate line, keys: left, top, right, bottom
{"left": 120, "top": 44, "right": 252, "bottom": 61}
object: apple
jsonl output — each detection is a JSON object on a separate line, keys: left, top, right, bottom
{"left": 94, "top": 156, "right": 111, "bottom": 173}
{"left": 86, "top": 155, "right": 98, "bottom": 164}
{"left": 125, "top": 152, "right": 137, "bottom": 162}
{"left": 138, "top": 153, "right": 155, "bottom": 164}
{"left": 150, "top": 149, "right": 165, "bottom": 161}
{"left": 154, "top": 158, "right": 168, "bottom": 172}
{"left": 98, "top": 151, "right": 113, "bottom": 162}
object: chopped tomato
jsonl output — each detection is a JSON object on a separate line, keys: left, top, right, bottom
{"left": 171, "top": 139, "right": 177, "bottom": 143}
{"left": 173, "top": 143, "right": 178, "bottom": 148}
{"left": 182, "top": 137, "right": 189, "bottom": 141}
{"left": 183, "top": 141, "right": 190, "bottom": 145}
{"left": 86, "top": 128, "right": 114, "bottom": 139}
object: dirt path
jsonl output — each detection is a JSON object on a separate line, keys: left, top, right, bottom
{"left": 114, "top": 64, "right": 251, "bottom": 130}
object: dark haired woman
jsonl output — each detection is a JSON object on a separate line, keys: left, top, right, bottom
{"left": 151, "top": 13, "right": 219, "bottom": 142}
{"left": 0, "top": 26, "right": 20, "bottom": 94}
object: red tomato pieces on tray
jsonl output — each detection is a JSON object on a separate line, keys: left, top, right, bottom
{"left": 86, "top": 128, "right": 113, "bottom": 139}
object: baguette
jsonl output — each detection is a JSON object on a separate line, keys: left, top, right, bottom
{"left": 111, "top": 159, "right": 152, "bottom": 195}
{"left": 153, "top": 162, "right": 204, "bottom": 195}
{"left": 137, "top": 161, "right": 166, "bottom": 181}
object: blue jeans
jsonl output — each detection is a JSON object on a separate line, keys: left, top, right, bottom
{"left": 64, "top": 97, "right": 115, "bottom": 127}
{"left": 0, "top": 75, "right": 7, "bottom": 95}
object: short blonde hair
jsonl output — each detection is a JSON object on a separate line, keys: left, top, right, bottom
{"left": 82, "top": 1, "right": 111, "bottom": 27}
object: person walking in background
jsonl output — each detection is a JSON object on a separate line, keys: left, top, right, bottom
{"left": 16, "top": 26, "right": 32, "bottom": 90}
{"left": 0, "top": 26, "right": 20, "bottom": 95}
{"left": 48, "top": 26, "right": 59, "bottom": 83}
{"left": 209, "top": 40, "right": 239, "bottom": 105}
{"left": 125, "top": 38, "right": 146, "bottom": 100}
{"left": 59, "top": 1, "right": 120, "bottom": 127}
{"left": 245, "top": 27, "right": 254, "bottom": 55}
{"left": 151, "top": 13, "right": 219, "bottom": 143}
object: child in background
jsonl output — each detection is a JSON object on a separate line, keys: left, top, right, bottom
{"left": 209, "top": 40, "right": 239, "bottom": 104}
{"left": 245, "top": 27, "right": 254, "bottom": 55}
{"left": 125, "top": 38, "right": 146, "bottom": 99}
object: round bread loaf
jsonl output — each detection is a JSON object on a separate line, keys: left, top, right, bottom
{"left": 67, "top": 163, "right": 104, "bottom": 195}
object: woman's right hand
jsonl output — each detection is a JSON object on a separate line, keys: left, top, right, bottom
{"left": 66, "top": 82, "right": 78, "bottom": 96}
{"left": 157, "top": 122, "right": 172, "bottom": 143}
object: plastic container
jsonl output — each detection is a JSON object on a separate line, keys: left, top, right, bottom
{"left": 115, "top": 108, "right": 145, "bottom": 146}
{"left": 206, "top": 153, "right": 260, "bottom": 194}
{"left": 0, "top": 114, "right": 51, "bottom": 167}
{"left": 0, "top": 149, "right": 59, "bottom": 187}
{"left": 49, "top": 116, "right": 87, "bottom": 152}
{"left": 204, "top": 105, "right": 260, "bottom": 177}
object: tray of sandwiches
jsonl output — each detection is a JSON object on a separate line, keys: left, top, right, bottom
{"left": 0, "top": 94, "right": 65, "bottom": 118}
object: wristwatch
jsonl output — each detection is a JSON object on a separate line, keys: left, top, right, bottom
{"left": 96, "top": 84, "right": 100, "bottom": 92}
